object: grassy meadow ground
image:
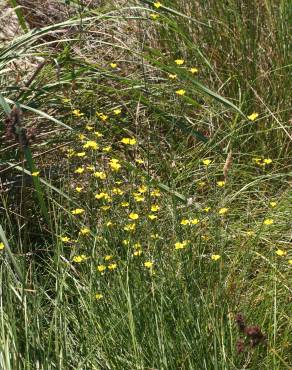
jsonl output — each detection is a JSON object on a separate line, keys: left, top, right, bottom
{"left": 0, "top": 0, "right": 291, "bottom": 369}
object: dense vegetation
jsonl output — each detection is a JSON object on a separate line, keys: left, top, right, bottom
{"left": 0, "top": 1, "right": 291, "bottom": 369}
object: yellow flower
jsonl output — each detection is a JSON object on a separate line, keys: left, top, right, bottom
{"left": 106, "top": 221, "right": 113, "bottom": 227}
{"left": 168, "top": 73, "right": 177, "bottom": 79}
{"left": 150, "top": 13, "right": 160, "bottom": 20}
{"left": 134, "top": 194, "right": 145, "bottom": 202}
{"left": 190, "top": 218, "right": 199, "bottom": 225}
{"left": 151, "top": 189, "right": 161, "bottom": 197}
{"left": 153, "top": 1, "right": 162, "bottom": 8}
{"left": 76, "top": 152, "right": 86, "bottom": 157}
{"left": 121, "top": 201, "right": 129, "bottom": 207}
{"left": 269, "top": 201, "right": 277, "bottom": 208}
{"left": 175, "top": 89, "right": 186, "bottom": 96}
{"left": 252, "top": 157, "right": 262, "bottom": 164}
{"left": 108, "top": 263, "right": 117, "bottom": 270}
{"left": 247, "top": 112, "right": 259, "bottom": 121}
{"left": 31, "top": 171, "right": 40, "bottom": 177}
{"left": 144, "top": 261, "right": 153, "bottom": 268}
{"left": 151, "top": 204, "right": 160, "bottom": 212}
{"left": 197, "top": 181, "right": 206, "bottom": 187}
{"left": 95, "top": 293, "right": 103, "bottom": 300}
{"left": 72, "top": 109, "right": 84, "bottom": 117}
{"left": 202, "top": 159, "right": 212, "bottom": 166}
{"left": 87, "top": 165, "right": 95, "bottom": 172}
{"left": 71, "top": 208, "right": 85, "bottom": 215}
{"left": 93, "top": 171, "right": 107, "bottom": 180}
{"left": 180, "top": 219, "right": 190, "bottom": 225}
{"left": 86, "top": 125, "right": 94, "bottom": 131}
{"left": 121, "top": 137, "right": 137, "bottom": 145}
{"left": 103, "top": 146, "right": 112, "bottom": 152}
{"left": 97, "top": 265, "right": 106, "bottom": 272}
{"left": 175, "top": 59, "right": 184, "bottom": 65}
{"left": 129, "top": 213, "right": 139, "bottom": 220}
{"left": 94, "top": 131, "right": 103, "bottom": 138}
{"left": 135, "top": 159, "right": 144, "bottom": 164}
{"left": 175, "top": 240, "right": 188, "bottom": 250}
{"left": 72, "top": 255, "right": 88, "bottom": 263}
{"left": 83, "top": 140, "right": 99, "bottom": 150}
{"left": 0, "top": 242, "right": 5, "bottom": 250}
{"left": 263, "top": 158, "right": 272, "bottom": 164}
{"left": 105, "top": 255, "right": 113, "bottom": 261}
{"left": 133, "top": 250, "right": 142, "bottom": 256}
{"left": 62, "top": 98, "right": 71, "bottom": 103}
{"left": 211, "top": 254, "right": 221, "bottom": 261}
{"left": 138, "top": 185, "right": 148, "bottom": 193}
{"left": 95, "top": 192, "right": 111, "bottom": 201}
{"left": 204, "top": 207, "right": 211, "bottom": 213}
{"left": 112, "top": 188, "right": 124, "bottom": 195}
{"left": 109, "top": 158, "right": 121, "bottom": 171}
{"left": 78, "top": 134, "right": 85, "bottom": 140}
{"left": 124, "top": 223, "right": 136, "bottom": 231}
{"left": 190, "top": 67, "right": 198, "bottom": 74}
{"left": 74, "top": 167, "right": 84, "bottom": 174}
{"left": 75, "top": 186, "right": 83, "bottom": 193}
{"left": 123, "top": 239, "right": 130, "bottom": 246}
{"left": 113, "top": 108, "right": 122, "bottom": 115}
{"left": 288, "top": 260, "right": 292, "bottom": 265}
{"left": 100, "top": 205, "right": 111, "bottom": 211}
{"left": 218, "top": 208, "right": 228, "bottom": 215}
{"left": 60, "top": 236, "right": 70, "bottom": 243}
{"left": 263, "top": 218, "right": 274, "bottom": 225}
{"left": 217, "top": 181, "right": 225, "bottom": 187}
{"left": 148, "top": 214, "right": 158, "bottom": 220}
{"left": 79, "top": 227, "right": 90, "bottom": 235}
{"left": 275, "top": 249, "right": 286, "bottom": 256}
{"left": 110, "top": 63, "right": 117, "bottom": 68}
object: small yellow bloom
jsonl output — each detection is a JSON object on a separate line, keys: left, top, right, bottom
{"left": 74, "top": 167, "right": 84, "bottom": 174}
{"left": 93, "top": 171, "right": 107, "bottom": 180}
{"left": 60, "top": 236, "right": 70, "bottom": 243}
{"left": 106, "top": 221, "right": 113, "bottom": 227}
{"left": 138, "top": 185, "right": 148, "bottom": 193}
{"left": 190, "top": 67, "right": 198, "bottom": 74}
{"left": 71, "top": 208, "right": 85, "bottom": 215}
{"left": 217, "top": 181, "right": 225, "bottom": 187}
{"left": 269, "top": 201, "right": 277, "bottom": 208}
{"left": 197, "top": 181, "right": 206, "bottom": 187}
{"left": 95, "top": 293, "right": 103, "bottom": 300}
{"left": 75, "top": 186, "right": 83, "bottom": 193}
{"left": 151, "top": 205, "right": 160, "bottom": 212}
{"left": 263, "top": 218, "right": 274, "bottom": 225}
{"left": 150, "top": 13, "right": 160, "bottom": 20}
{"left": 100, "top": 205, "right": 111, "bottom": 211}
{"left": 124, "top": 223, "right": 136, "bottom": 231}
{"left": 110, "top": 63, "right": 117, "bottom": 68}
{"left": 83, "top": 140, "right": 99, "bottom": 150}
{"left": 180, "top": 219, "right": 190, "bottom": 226}
{"left": 247, "top": 112, "right": 259, "bottom": 121}
{"left": 204, "top": 207, "right": 211, "bottom": 213}
{"left": 211, "top": 254, "right": 221, "bottom": 261}
{"left": 123, "top": 239, "right": 130, "bottom": 246}
{"left": 86, "top": 125, "right": 94, "bottom": 131}
{"left": 112, "top": 188, "right": 124, "bottom": 195}
{"left": 78, "top": 134, "right": 85, "bottom": 140}
{"left": 103, "top": 146, "right": 112, "bottom": 152}
{"left": 113, "top": 108, "right": 122, "bottom": 115}
{"left": 175, "top": 59, "right": 184, "bottom": 65}
{"left": 263, "top": 158, "right": 272, "bottom": 164}
{"left": 175, "top": 241, "right": 188, "bottom": 250}
{"left": 133, "top": 250, "right": 143, "bottom": 256}
{"left": 97, "top": 265, "right": 106, "bottom": 272}
{"left": 288, "top": 260, "right": 292, "bottom": 265}
{"left": 129, "top": 213, "right": 139, "bottom": 220}
{"left": 135, "top": 159, "right": 144, "bottom": 164}
{"left": 94, "top": 131, "right": 103, "bottom": 138}
{"left": 144, "top": 261, "right": 153, "bottom": 268}
{"left": 31, "top": 171, "right": 40, "bottom": 177}
{"left": 108, "top": 263, "right": 117, "bottom": 270}
{"left": 190, "top": 218, "right": 199, "bottom": 225}
{"left": 87, "top": 165, "right": 95, "bottom": 172}
{"left": 72, "top": 109, "right": 84, "bottom": 117}
{"left": 79, "top": 227, "right": 90, "bottom": 235}
{"left": 62, "top": 98, "right": 71, "bottom": 103}
{"left": 202, "top": 159, "right": 212, "bottom": 166}
{"left": 168, "top": 73, "right": 177, "bottom": 79}
{"left": 0, "top": 242, "right": 5, "bottom": 250}
{"left": 148, "top": 214, "right": 158, "bottom": 220}
{"left": 153, "top": 1, "right": 162, "bottom": 8}
{"left": 134, "top": 194, "right": 145, "bottom": 202}
{"left": 218, "top": 208, "right": 228, "bottom": 215}
{"left": 252, "top": 157, "right": 262, "bottom": 164}
{"left": 76, "top": 152, "right": 86, "bottom": 157}
{"left": 72, "top": 255, "right": 88, "bottom": 263}
{"left": 175, "top": 89, "right": 186, "bottom": 96}
{"left": 120, "top": 137, "right": 137, "bottom": 145}
{"left": 109, "top": 158, "right": 121, "bottom": 171}
{"left": 275, "top": 249, "right": 286, "bottom": 256}
{"left": 151, "top": 189, "right": 161, "bottom": 197}
{"left": 95, "top": 192, "right": 111, "bottom": 201}
{"left": 120, "top": 201, "right": 129, "bottom": 207}
{"left": 105, "top": 255, "right": 113, "bottom": 261}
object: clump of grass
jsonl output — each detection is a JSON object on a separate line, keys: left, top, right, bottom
{"left": 0, "top": 1, "right": 291, "bottom": 369}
